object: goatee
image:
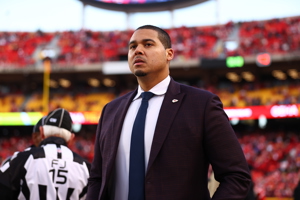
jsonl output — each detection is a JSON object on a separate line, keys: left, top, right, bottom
{"left": 135, "top": 71, "right": 147, "bottom": 77}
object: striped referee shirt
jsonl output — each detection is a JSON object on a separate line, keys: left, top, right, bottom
{"left": 0, "top": 136, "right": 91, "bottom": 200}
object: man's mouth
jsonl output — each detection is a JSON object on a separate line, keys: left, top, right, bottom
{"left": 134, "top": 58, "right": 145, "bottom": 65}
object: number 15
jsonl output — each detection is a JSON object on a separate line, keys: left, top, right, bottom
{"left": 49, "top": 169, "right": 68, "bottom": 184}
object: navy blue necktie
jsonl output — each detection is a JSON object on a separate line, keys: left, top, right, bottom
{"left": 128, "top": 92, "right": 154, "bottom": 200}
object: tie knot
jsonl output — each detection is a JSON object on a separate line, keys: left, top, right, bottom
{"left": 141, "top": 92, "right": 154, "bottom": 101}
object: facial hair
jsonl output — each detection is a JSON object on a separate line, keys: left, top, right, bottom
{"left": 134, "top": 70, "right": 147, "bottom": 77}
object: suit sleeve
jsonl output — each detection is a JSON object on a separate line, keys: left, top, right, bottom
{"left": 86, "top": 105, "right": 107, "bottom": 200}
{"left": 204, "top": 94, "right": 251, "bottom": 199}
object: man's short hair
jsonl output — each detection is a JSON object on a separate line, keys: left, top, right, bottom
{"left": 136, "top": 25, "right": 172, "bottom": 49}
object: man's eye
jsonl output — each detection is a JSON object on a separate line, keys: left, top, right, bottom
{"left": 129, "top": 45, "right": 136, "bottom": 49}
{"left": 145, "top": 43, "right": 152, "bottom": 47}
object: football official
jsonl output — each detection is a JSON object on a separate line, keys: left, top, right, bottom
{"left": 0, "top": 108, "right": 90, "bottom": 200}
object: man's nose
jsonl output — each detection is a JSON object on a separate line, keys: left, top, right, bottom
{"left": 134, "top": 45, "right": 143, "bottom": 55}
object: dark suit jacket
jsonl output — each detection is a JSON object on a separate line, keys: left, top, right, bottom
{"left": 87, "top": 78, "right": 251, "bottom": 200}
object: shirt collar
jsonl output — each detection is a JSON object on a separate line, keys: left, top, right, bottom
{"left": 39, "top": 136, "right": 68, "bottom": 147}
{"left": 133, "top": 75, "right": 171, "bottom": 101}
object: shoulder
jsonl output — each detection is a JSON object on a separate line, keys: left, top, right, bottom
{"left": 169, "top": 78, "right": 213, "bottom": 95}
{"left": 170, "top": 80, "right": 223, "bottom": 109}
{"left": 103, "top": 90, "right": 135, "bottom": 110}
{"left": 1, "top": 150, "right": 33, "bottom": 173}
{"left": 11, "top": 147, "right": 45, "bottom": 164}
{"left": 1, "top": 148, "right": 42, "bottom": 171}
{"left": 174, "top": 81, "right": 217, "bottom": 100}
{"left": 0, "top": 155, "right": 12, "bottom": 167}
{"left": 72, "top": 151, "right": 89, "bottom": 164}
{"left": 181, "top": 83, "right": 214, "bottom": 95}
{"left": 71, "top": 151, "right": 91, "bottom": 172}
{"left": 110, "top": 90, "right": 135, "bottom": 103}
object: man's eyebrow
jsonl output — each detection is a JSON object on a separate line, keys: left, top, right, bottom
{"left": 128, "top": 39, "right": 156, "bottom": 46}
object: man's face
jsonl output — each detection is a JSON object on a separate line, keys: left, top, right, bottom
{"left": 128, "top": 29, "right": 173, "bottom": 79}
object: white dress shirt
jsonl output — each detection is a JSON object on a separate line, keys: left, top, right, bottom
{"left": 113, "top": 76, "right": 171, "bottom": 200}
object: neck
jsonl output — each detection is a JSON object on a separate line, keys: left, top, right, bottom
{"left": 137, "top": 73, "right": 169, "bottom": 91}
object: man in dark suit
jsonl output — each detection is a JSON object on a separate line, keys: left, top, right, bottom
{"left": 86, "top": 25, "right": 251, "bottom": 200}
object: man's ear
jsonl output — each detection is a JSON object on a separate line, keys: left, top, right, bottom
{"left": 39, "top": 126, "right": 45, "bottom": 139}
{"left": 166, "top": 48, "right": 174, "bottom": 61}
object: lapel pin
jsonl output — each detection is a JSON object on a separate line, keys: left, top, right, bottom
{"left": 172, "top": 99, "right": 178, "bottom": 103}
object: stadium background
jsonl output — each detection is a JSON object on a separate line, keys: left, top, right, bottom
{"left": 0, "top": 0, "right": 300, "bottom": 199}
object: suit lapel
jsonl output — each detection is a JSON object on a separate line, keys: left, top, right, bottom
{"left": 147, "top": 79, "right": 185, "bottom": 172}
{"left": 110, "top": 90, "right": 137, "bottom": 159}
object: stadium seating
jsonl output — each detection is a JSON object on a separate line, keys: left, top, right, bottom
{"left": 0, "top": 16, "right": 299, "bottom": 66}
{"left": 0, "top": 31, "right": 54, "bottom": 66}
{"left": 238, "top": 17, "right": 300, "bottom": 56}
{"left": 239, "top": 131, "right": 300, "bottom": 199}
{"left": 0, "top": 94, "right": 24, "bottom": 112}
{"left": 1, "top": 80, "right": 300, "bottom": 112}
{"left": 24, "top": 92, "right": 116, "bottom": 112}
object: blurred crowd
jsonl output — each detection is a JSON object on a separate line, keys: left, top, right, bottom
{"left": 0, "top": 30, "right": 53, "bottom": 66}
{"left": 235, "top": 17, "right": 300, "bottom": 56}
{"left": 209, "top": 80, "right": 300, "bottom": 107}
{"left": 0, "top": 16, "right": 299, "bottom": 66}
{"left": 239, "top": 131, "right": 300, "bottom": 199}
